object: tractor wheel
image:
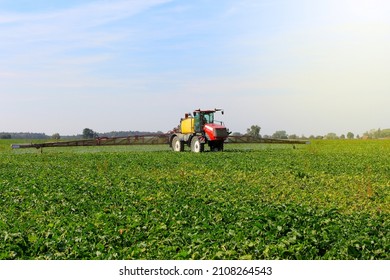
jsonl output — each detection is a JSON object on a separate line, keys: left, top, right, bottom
{"left": 210, "top": 141, "right": 224, "bottom": 152}
{"left": 172, "top": 136, "right": 184, "bottom": 152}
{"left": 191, "top": 137, "right": 204, "bottom": 153}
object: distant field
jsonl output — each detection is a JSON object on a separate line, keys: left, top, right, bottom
{"left": 0, "top": 139, "right": 389, "bottom": 259}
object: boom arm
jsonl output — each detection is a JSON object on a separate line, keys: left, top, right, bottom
{"left": 11, "top": 134, "right": 170, "bottom": 149}
{"left": 11, "top": 135, "right": 308, "bottom": 149}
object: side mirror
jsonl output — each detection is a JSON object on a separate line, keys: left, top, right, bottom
{"left": 222, "top": 110, "right": 224, "bottom": 115}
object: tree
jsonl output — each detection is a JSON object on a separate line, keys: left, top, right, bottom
{"left": 52, "top": 133, "right": 61, "bottom": 140}
{"left": 325, "top": 132, "right": 338, "bottom": 139}
{"left": 347, "top": 132, "right": 354, "bottom": 139}
{"left": 246, "top": 125, "right": 261, "bottom": 138}
{"left": 364, "top": 128, "right": 390, "bottom": 139}
{"left": 0, "top": 133, "right": 11, "bottom": 139}
{"left": 272, "top": 130, "right": 288, "bottom": 139}
{"left": 83, "top": 128, "right": 97, "bottom": 139}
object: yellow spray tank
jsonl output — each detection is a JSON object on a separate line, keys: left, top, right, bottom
{"left": 180, "top": 113, "right": 195, "bottom": 134}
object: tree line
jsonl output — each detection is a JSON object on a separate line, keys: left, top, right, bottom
{"left": 0, "top": 129, "right": 165, "bottom": 140}
{"left": 0, "top": 132, "right": 49, "bottom": 139}
{"left": 362, "top": 128, "right": 390, "bottom": 139}
{"left": 2, "top": 127, "right": 389, "bottom": 140}
{"left": 242, "top": 126, "right": 390, "bottom": 140}
{"left": 81, "top": 128, "right": 165, "bottom": 139}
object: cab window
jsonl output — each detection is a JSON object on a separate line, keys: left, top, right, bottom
{"left": 203, "top": 113, "right": 214, "bottom": 123}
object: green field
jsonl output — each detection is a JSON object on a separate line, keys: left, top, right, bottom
{"left": 0, "top": 139, "right": 389, "bottom": 259}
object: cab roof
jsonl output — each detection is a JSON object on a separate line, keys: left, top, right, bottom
{"left": 193, "top": 108, "right": 223, "bottom": 114}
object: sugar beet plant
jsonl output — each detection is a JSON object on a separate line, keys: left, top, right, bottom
{"left": 0, "top": 140, "right": 389, "bottom": 259}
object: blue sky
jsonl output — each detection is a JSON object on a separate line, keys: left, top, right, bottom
{"left": 1, "top": 0, "right": 389, "bottom": 136}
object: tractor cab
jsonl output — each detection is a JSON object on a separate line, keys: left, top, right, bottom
{"left": 193, "top": 109, "right": 229, "bottom": 143}
{"left": 193, "top": 109, "right": 223, "bottom": 132}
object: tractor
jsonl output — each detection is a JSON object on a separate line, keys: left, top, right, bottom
{"left": 169, "top": 109, "right": 230, "bottom": 152}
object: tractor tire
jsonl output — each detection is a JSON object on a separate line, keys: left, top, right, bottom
{"left": 191, "top": 136, "right": 204, "bottom": 153}
{"left": 172, "top": 136, "right": 184, "bottom": 152}
{"left": 210, "top": 141, "right": 224, "bottom": 152}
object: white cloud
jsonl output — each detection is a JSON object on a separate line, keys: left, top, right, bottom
{"left": 0, "top": 0, "right": 173, "bottom": 93}
{"left": 0, "top": 0, "right": 171, "bottom": 64}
